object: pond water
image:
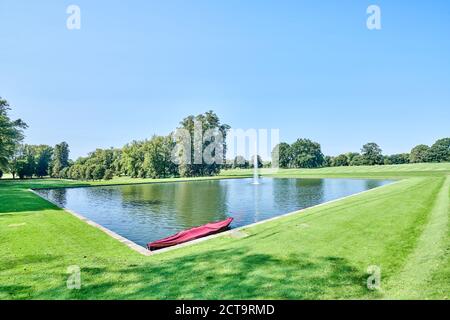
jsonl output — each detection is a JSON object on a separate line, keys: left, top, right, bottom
{"left": 35, "top": 178, "right": 392, "bottom": 247}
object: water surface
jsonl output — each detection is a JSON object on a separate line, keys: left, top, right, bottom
{"left": 35, "top": 178, "right": 392, "bottom": 247}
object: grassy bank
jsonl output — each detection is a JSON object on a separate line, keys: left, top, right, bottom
{"left": 0, "top": 163, "right": 449, "bottom": 299}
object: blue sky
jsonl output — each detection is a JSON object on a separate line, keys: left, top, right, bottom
{"left": 1, "top": 0, "right": 449, "bottom": 159}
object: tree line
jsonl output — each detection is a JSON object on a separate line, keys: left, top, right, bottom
{"left": 271, "top": 138, "right": 450, "bottom": 169}
{"left": 1, "top": 96, "right": 449, "bottom": 180}
{"left": 1, "top": 99, "right": 231, "bottom": 180}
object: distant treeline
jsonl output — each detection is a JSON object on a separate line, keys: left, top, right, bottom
{"left": 1, "top": 99, "right": 230, "bottom": 180}
{"left": 1, "top": 96, "right": 449, "bottom": 180}
{"left": 266, "top": 139, "right": 450, "bottom": 169}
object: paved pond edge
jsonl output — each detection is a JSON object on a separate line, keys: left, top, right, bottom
{"left": 28, "top": 179, "right": 401, "bottom": 257}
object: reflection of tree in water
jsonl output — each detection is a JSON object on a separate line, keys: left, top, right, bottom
{"left": 120, "top": 185, "right": 166, "bottom": 207}
{"left": 365, "top": 179, "right": 386, "bottom": 190}
{"left": 51, "top": 188, "right": 68, "bottom": 207}
{"left": 117, "top": 181, "right": 229, "bottom": 229}
{"left": 173, "top": 181, "right": 229, "bottom": 226}
{"left": 272, "top": 178, "right": 325, "bottom": 213}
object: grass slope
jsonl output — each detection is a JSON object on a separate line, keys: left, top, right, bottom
{"left": 0, "top": 163, "right": 449, "bottom": 299}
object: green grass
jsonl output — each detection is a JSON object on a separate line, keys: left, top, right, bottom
{"left": 0, "top": 163, "right": 449, "bottom": 299}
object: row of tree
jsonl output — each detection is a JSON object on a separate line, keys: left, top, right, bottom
{"left": 1, "top": 100, "right": 232, "bottom": 180}
{"left": 56, "top": 111, "right": 230, "bottom": 180}
{"left": 63, "top": 137, "right": 176, "bottom": 181}
{"left": 272, "top": 138, "right": 450, "bottom": 169}
{"left": 6, "top": 142, "right": 70, "bottom": 179}
{"left": 229, "top": 155, "right": 264, "bottom": 169}
{"left": 1, "top": 96, "right": 449, "bottom": 180}
{"left": 0, "top": 97, "right": 77, "bottom": 179}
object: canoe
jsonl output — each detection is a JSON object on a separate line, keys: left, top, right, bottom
{"left": 147, "top": 217, "right": 234, "bottom": 251}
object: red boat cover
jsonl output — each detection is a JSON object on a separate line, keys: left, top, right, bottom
{"left": 148, "top": 217, "right": 233, "bottom": 251}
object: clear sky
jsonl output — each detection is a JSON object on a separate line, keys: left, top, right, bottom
{"left": 1, "top": 0, "right": 449, "bottom": 159}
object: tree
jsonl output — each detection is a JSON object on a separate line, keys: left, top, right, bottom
{"left": 51, "top": 142, "right": 70, "bottom": 177}
{"left": 427, "top": 138, "right": 450, "bottom": 163}
{"left": 32, "top": 145, "right": 53, "bottom": 177}
{"left": 334, "top": 154, "right": 349, "bottom": 167}
{"left": 272, "top": 143, "right": 292, "bottom": 169}
{"left": 176, "top": 111, "right": 230, "bottom": 177}
{"left": 22, "top": 145, "right": 36, "bottom": 178}
{"left": 59, "top": 166, "right": 70, "bottom": 179}
{"left": 349, "top": 154, "right": 365, "bottom": 166}
{"left": 345, "top": 152, "right": 360, "bottom": 164}
{"left": 103, "top": 169, "right": 114, "bottom": 180}
{"left": 142, "top": 135, "right": 176, "bottom": 179}
{"left": 0, "top": 169, "right": 3, "bottom": 178}
{"left": 121, "top": 141, "right": 145, "bottom": 178}
{"left": 361, "top": 143, "right": 383, "bottom": 165}
{"left": 409, "top": 144, "right": 430, "bottom": 163}
{"left": 111, "top": 149, "right": 123, "bottom": 175}
{"left": 0, "top": 98, "right": 28, "bottom": 171}
{"left": 384, "top": 153, "right": 410, "bottom": 165}
{"left": 250, "top": 155, "right": 263, "bottom": 168}
{"left": 232, "top": 155, "right": 249, "bottom": 169}
{"left": 7, "top": 145, "right": 37, "bottom": 179}
{"left": 324, "top": 156, "right": 334, "bottom": 167}
{"left": 12, "top": 159, "right": 28, "bottom": 179}
{"left": 91, "top": 164, "right": 106, "bottom": 180}
{"left": 289, "top": 139, "right": 324, "bottom": 168}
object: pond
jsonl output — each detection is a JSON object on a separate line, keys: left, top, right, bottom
{"left": 35, "top": 178, "right": 393, "bottom": 247}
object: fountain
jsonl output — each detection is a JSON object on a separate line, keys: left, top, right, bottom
{"left": 252, "top": 140, "right": 260, "bottom": 185}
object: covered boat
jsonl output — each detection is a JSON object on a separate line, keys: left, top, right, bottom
{"left": 147, "top": 217, "right": 233, "bottom": 251}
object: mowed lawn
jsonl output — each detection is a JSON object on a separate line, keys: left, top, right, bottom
{"left": 0, "top": 163, "right": 449, "bottom": 299}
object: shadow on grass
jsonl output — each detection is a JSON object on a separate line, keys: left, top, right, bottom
{"left": 9, "top": 248, "right": 375, "bottom": 300}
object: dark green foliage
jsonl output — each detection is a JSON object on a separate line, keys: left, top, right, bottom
{"left": 333, "top": 154, "right": 350, "bottom": 167}
{"left": 10, "top": 144, "right": 54, "bottom": 178}
{"left": 175, "top": 111, "right": 230, "bottom": 177}
{"left": 272, "top": 142, "right": 292, "bottom": 168}
{"left": 64, "top": 148, "right": 122, "bottom": 181}
{"left": 273, "top": 139, "right": 324, "bottom": 169}
{"left": 384, "top": 153, "right": 410, "bottom": 165}
{"left": 324, "top": 156, "right": 334, "bottom": 167}
{"left": 35, "top": 145, "right": 53, "bottom": 177}
{"left": 13, "top": 159, "right": 28, "bottom": 179}
{"left": 142, "top": 135, "right": 177, "bottom": 179}
{"left": 250, "top": 155, "right": 263, "bottom": 168}
{"left": 427, "top": 138, "right": 450, "bottom": 163}
{"left": 51, "top": 142, "right": 70, "bottom": 177}
{"left": 103, "top": 169, "right": 114, "bottom": 180}
{"left": 0, "top": 98, "right": 28, "bottom": 171}
{"left": 92, "top": 165, "right": 106, "bottom": 180}
{"left": 410, "top": 144, "right": 430, "bottom": 163}
{"left": 121, "top": 141, "right": 145, "bottom": 178}
{"left": 120, "top": 135, "right": 177, "bottom": 179}
{"left": 290, "top": 139, "right": 325, "bottom": 168}
{"left": 361, "top": 143, "right": 384, "bottom": 165}
{"left": 349, "top": 154, "right": 365, "bottom": 166}
{"left": 232, "top": 156, "right": 249, "bottom": 169}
